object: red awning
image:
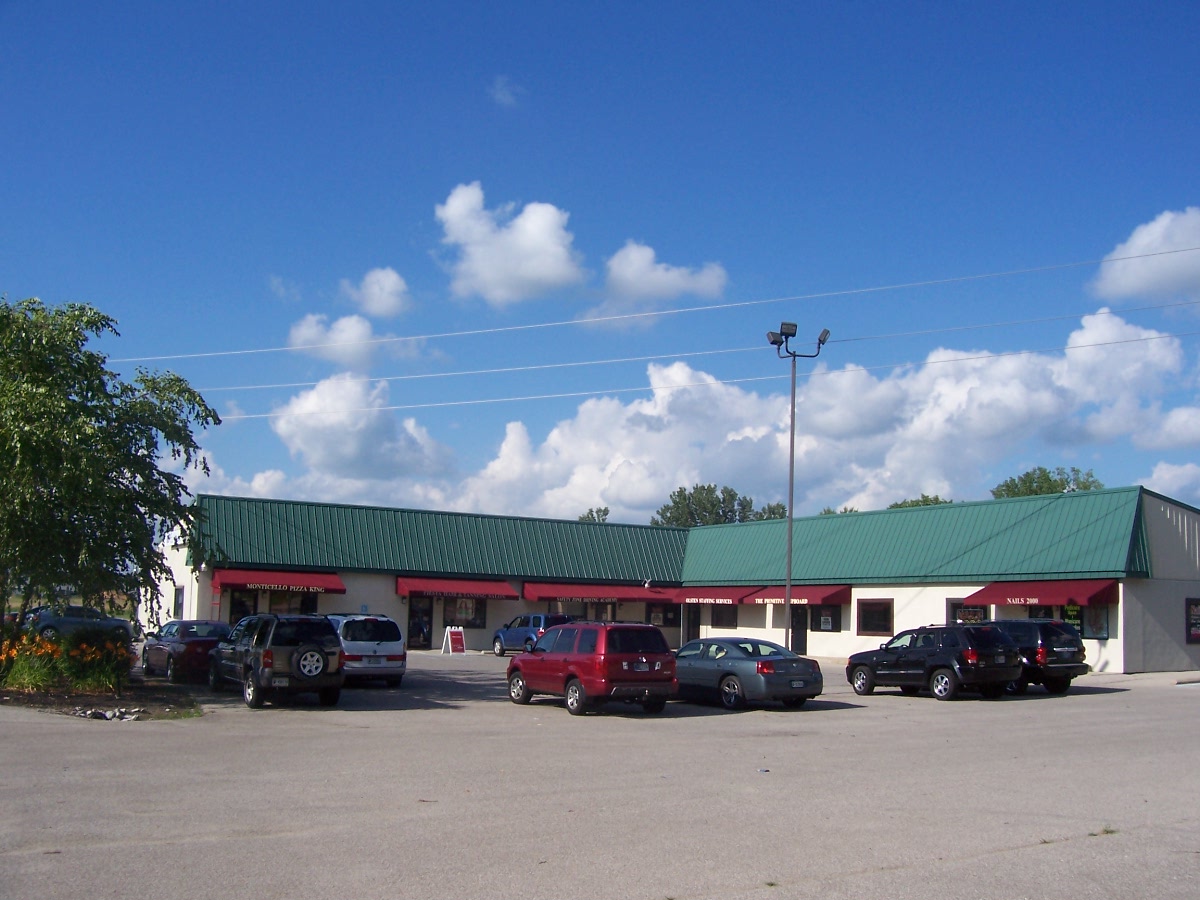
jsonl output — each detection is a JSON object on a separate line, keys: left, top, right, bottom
{"left": 210, "top": 569, "right": 346, "bottom": 594}
{"left": 523, "top": 582, "right": 677, "bottom": 602}
{"left": 396, "top": 577, "right": 519, "bottom": 599}
{"left": 963, "top": 579, "right": 1118, "bottom": 607}
{"left": 740, "top": 584, "right": 852, "bottom": 605}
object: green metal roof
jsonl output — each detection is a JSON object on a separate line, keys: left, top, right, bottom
{"left": 680, "top": 486, "right": 1151, "bottom": 585}
{"left": 193, "top": 494, "right": 688, "bottom": 583}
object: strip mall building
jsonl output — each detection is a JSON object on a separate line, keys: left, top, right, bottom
{"left": 157, "top": 486, "right": 1200, "bottom": 673}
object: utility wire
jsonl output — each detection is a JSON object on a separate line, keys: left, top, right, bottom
{"left": 113, "top": 245, "right": 1200, "bottom": 364}
{"left": 219, "top": 329, "right": 1199, "bottom": 421}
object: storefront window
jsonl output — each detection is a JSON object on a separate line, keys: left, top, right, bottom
{"left": 229, "top": 589, "right": 257, "bottom": 624}
{"left": 810, "top": 604, "right": 842, "bottom": 632}
{"left": 949, "top": 602, "right": 986, "bottom": 624}
{"left": 1082, "top": 604, "right": 1109, "bottom": 640}
{"left": 442, "top": 597, "right": 488, "bottom": 629}
{"left": 711, "top": 604, "right": 738, "bottom": 629}
{"left": 858, "top": 600, "right": 893, "bottom": 636}
{"left": 645, "top": 603, "right": 680, "bottom": 630}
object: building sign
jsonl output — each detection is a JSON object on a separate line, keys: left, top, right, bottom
{"left": 683, "top": 596, "right": 735, "bottom": 604}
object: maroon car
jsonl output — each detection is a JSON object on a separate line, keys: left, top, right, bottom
{"left": 142, "top": 620, "right": 231, "bottom": 683}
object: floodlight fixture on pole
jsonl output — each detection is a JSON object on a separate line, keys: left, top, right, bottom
{"left": 767, "top": 324, "right": 830, "bottom": 651}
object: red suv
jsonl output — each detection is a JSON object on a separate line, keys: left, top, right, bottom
{"left": 506, "top": 621, "right": 677, "bottom": 715}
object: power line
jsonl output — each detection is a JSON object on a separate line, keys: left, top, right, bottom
{"left": 113, "top": 245, "right": 1200, "bottom": 364}
{"left": 219, "top": 329, "right": 1200, "bottom": 421}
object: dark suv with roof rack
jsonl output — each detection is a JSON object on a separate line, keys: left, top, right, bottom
{"left": 983, "top": 618, "right": 1088, "bottom": 694}
{"left": 209, "top": 614, "right": 345, "bottom": 708}
{"left": 506, "top": 621, "right": 676, "bottom": 715}
{"left": 846, "top": 623, "right": 1022, "bottom": 700}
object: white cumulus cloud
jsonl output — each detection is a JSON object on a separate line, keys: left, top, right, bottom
{"left": 287, "top": 313, "right": 377, "bottom": 370}
{"left": 341, "top": 267, "right": 410, "bottom": 318}
{"left": 1093, "top": 207, "right": 1200, "bottom": 300}
{"left": 605, "top": 240, "right": 727, "bottom": 301}
{"left": 436, "top": 182, "right": 585, "bottom": 306}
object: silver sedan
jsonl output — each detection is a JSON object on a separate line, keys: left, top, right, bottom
{"left": 674, "top": 637, "right": 823, "bottom": 710}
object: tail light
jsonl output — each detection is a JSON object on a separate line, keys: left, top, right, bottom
{"left": 963, "top": 648, "right": 979, "bottom": 665}
{"left": 388, "top": 653, "right": 407, "bottom": 663}
{"left": 343, "top": 653, "right": 364, "bottom": 662}
{"left": 756, "top": 660, "right": 776, "bottom": 675}
{"left": 262, "top": 649, "right": 274, "bottom": 669}
{"left": 1035, "top": 646, "right": 1048, "bottom": 665}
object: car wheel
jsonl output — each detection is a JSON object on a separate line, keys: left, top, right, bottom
{"left": 208, "top": 662, "right": 224, "bottom": 691}
{"left": 719, "top": 676, "right": 746, "bottom": 710}
{"left": 142, "top": 651, "right": 154, "bottom": 676}
{"left": 565, "top": 679, "right": 589, "bottom": 715}
{"left": 40, "top": 626, "right": 59, "bottom": 640}
{"left": 980, "top": 684, "right": 1005, "bottom": 700}
{"left": 385, "top": 676, "right": 403, "bottom": 688}
{"left": 1005, "top": 677, "right": 1029, "bottom": 695}
{"left": 318, "top": 687, "right": 340, "bottom": 707}
{"left": 508, "top": 671, "right": 531, "bottom": 704}
{"left": 930, "top": 668, "right": 959, "bottom": 701}
{"left": 493, "top": 638, "right": 505, "bottom": 657}
{"left": 899, "top": 685, "right": 920, "bottom": 696}
{"left": 166, "top": 657, "right": 181, "bottom": 684}
{"left": 1043, "top": 677, "right": 1072, "bottom": 695}
{"left": 850, "top": 665, "right": 875, "bottom": 696}
{"left": 292, "top": 645, "right": 326, "bottom": 679}
{"left": 781, "top": 697, "right": 807, "bottom": 708}
{"left": 642, "top": 698, "right": 667, "bottom": 714}
{"left": 243, "top": 671, "right": 264, "bottom": 708}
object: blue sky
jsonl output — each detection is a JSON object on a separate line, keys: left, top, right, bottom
{"left": 4, "top": 2, "right": 1200, "bottom": 522}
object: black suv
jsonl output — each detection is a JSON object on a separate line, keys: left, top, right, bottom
{"left": 846, "top": 624, "right": 1022, "bottom": 700}
{"left": 209, "top": 614, "right": 345, "bottom": 708}
{"left": 984, "top": 619, "right": 1088, "bottom": 694}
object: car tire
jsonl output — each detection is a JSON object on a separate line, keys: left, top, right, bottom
{"left": 508, "top": 671, "right": 531, "bottom": 704}
{"left": 493, "top": 638, "right": 505, "bottom": 657}
{"left": 899, "top": 685, "right": 920, "bottom": 696}
{"left": 930, "top": 668, "right": 959, "bottom": 701}
{"left": 292, "top": 645, "right": 326, "bottom": 679}
{"left": 386, "top": 676, "right": 403, "bottom": 688}
{"left": 642, "top": 698, "right": 667, "bottom": 714}
{"left": 850, "top": 665, "right": 875, "bottom": 696}
{"left": 166, "top": 657, "right": 181, "bottom": 684}
{"left": 781, "top": 697, "right": 807, "bottom": 708}
{"left": 565, "top": 679, "right": 589, "bottom": 715}
{"left": 243, "top": 671, "right": 264, "bottom": 708}
{"left": 980, "top": 684, "right": 1005, "bottom": 700}
{"left": 208, "top": 662, "right": 224, "bottom": 691}
{"left": 142, "top": 651, "right": 154, "bottom": 676}
{"left": 1005, "top": 677, "right": 1029, "bottom": 695}
{"left": 719, "top": 676, "right": 746, "bottom": 710}
{"left": 1043, "top": 677, "right": 1072, "bottom": 695}
{"left": 40, "top": 626, "right": 59, "bottom": 640}
{"left": 318, "top": 687, "right": 340, "bottom": 707}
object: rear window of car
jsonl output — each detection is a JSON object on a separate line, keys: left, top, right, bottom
{"left": 1041, "top": 622, "right": 1082, "bottom": 643}
{"left": 964, "top": 625, "right": 1014, "bottom": 650}
{"left": 272, "top": 619, "right": 337, "bottom": 646}
{"left": 605, "top": 627, "right": 668, "bottom": 654}
{"left": 342, "top": 619, "right": 402, "bottom": 642}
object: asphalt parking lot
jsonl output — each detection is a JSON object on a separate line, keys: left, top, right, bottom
{"left": 2, "top": 651, "right": 1199, "bottom": 900}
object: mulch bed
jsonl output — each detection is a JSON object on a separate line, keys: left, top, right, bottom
{"left": 0, "top": 673, "right": 202, "bottom": 719}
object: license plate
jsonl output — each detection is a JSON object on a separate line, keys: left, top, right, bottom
{"left": 271, "top": 677, "right": 289, "bottom": 687}
{"left": 790, "top": 679, "right": 806, "bottom": 688}
{"left": 633, "top": 661, "right": 649, "bottom": 672}
{"left": 996, "top": 655, "right": 1006, "bottom": 664}
{"left": 366, "top": 657, "right": 381, "bottom": 665}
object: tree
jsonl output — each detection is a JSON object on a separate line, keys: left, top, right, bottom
{"left": 578, "top": 506, "right": 609, "bottom": 523}
{"left": 0, "top": 298, "right": 220, "bottom": 635}
{"left": 819, "top": 506, "right": 859, "bottom": 515}
{"left": 887, "top": 493, "right": 953, "bottom": 509}
{"left": 651, "top": 484, "right": 786, "bottom": 527}
{"left": 991, "top": 466, "right": 1104, "bottom": 499}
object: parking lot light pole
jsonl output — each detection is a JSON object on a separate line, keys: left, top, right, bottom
{"left": 765, "top": 324, "right": 830, "bottom": 650}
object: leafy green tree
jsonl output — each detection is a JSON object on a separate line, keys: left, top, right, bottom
{"left": 887, "top": 493, "right": 953, "bottom": 509}
{"left": 651, "top": 484, "right": 785, "bottom": 527}
{"left": 991, "top": 466, "right": 1103, "bottom": 499}
{"left": 819, "top": 505, "right": 859, "bottom": 515}
{"left": 578, "top": 506, "right": 610, "bottom": 523}
{"left": 0, "top": 298, "right": 220, "bottom": 642}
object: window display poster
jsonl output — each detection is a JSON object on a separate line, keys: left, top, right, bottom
{"left": 1187, "top": 599, "right": 1200, "bottom": 645}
